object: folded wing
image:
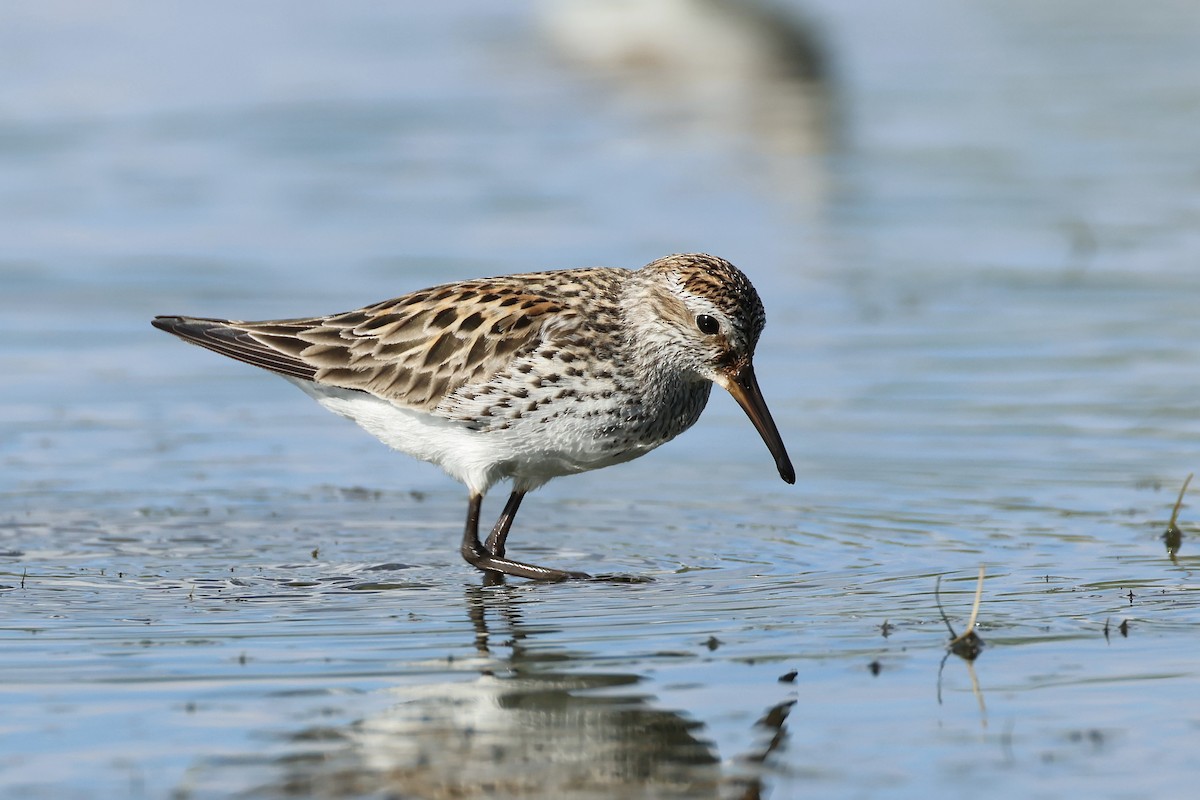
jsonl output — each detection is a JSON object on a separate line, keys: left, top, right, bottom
{"left": 152, "top": 278, "right": 565, "bottom": 411}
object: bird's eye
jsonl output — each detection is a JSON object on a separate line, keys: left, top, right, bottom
{"left": 695, "top": 314, "right": 720, "bottom": 335}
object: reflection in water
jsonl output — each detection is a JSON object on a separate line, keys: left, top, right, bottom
{"left": 261, "top": 588, "right": 731, "bottom": 798}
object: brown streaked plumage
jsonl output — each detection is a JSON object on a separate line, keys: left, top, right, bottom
{"left": 152, "top": 253, "right": 794, "bottom": 582}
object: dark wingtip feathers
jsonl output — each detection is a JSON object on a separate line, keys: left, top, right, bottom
{"left": 150, "top": 315, "right": 180, "bottom": 334}
{"left": 151, "top": 314, "right": 318, "bottom": 382}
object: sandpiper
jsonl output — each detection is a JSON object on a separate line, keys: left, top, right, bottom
{"left": 153, "top": 253, "right": 794, "bottom": 581}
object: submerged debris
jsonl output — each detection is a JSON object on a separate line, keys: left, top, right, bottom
{"left": 729, "top": 699, "right": 798, "bottom": 800}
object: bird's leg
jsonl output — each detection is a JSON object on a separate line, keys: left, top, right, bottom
{"left": 484, "top": 490, "right": 524, "bottom": 558}
{"left": 459, "top": 491, "right": 590, "bottom": 582}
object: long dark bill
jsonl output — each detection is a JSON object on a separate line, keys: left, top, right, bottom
{"left": 717, "top": 363, "right": 796, "bottom": 485}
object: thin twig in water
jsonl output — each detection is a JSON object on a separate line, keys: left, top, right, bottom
{"left": 936, "top": 567, "right": 988, "bottom": 724}
{"left": 935, "top": 566, "right": 986, "bottom": 655}
{"left": 934, "top": 576, "right": 956, "bottom": 637}
{"left": 954, "top": 564, "right": 986, "bottom": 647}
{"left": 1169, "top": 473, "right": 1193, "bottom": 530}
{"left": 1164, "top": 472, "right": 1192, "bottom": 560}
{"left": 942, "top": 568, "right": 986, "bottom": 661}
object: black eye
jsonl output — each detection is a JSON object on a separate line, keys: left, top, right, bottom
{"left": 695, "top": 314, "right": 720, "bottom": 335}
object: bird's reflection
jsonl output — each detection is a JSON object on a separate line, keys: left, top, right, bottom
{"left": 266, "top": 586, "right": 730, "bottom": 798}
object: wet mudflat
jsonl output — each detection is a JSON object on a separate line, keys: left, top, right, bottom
{"left": 4, "top": 2, "right": 1200, "bottom": 798}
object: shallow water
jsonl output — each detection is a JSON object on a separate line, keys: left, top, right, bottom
{"left": 3, "top": 1, "right": 1200, "bottom": 798}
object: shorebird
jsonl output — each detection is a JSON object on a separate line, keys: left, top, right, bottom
{"left": 152, "top": 253, "right": 794, "bottom": 581}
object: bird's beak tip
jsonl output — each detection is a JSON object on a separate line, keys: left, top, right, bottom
{"left": 718, "top": 362, "right": 796, "bottom": 487}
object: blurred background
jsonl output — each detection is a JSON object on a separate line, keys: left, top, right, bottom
{"left": 6, "top": 0, "right": 1198, "bottom": 496}
{"left": 3, "top": 1, "right": 1200, "bottom": 798}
